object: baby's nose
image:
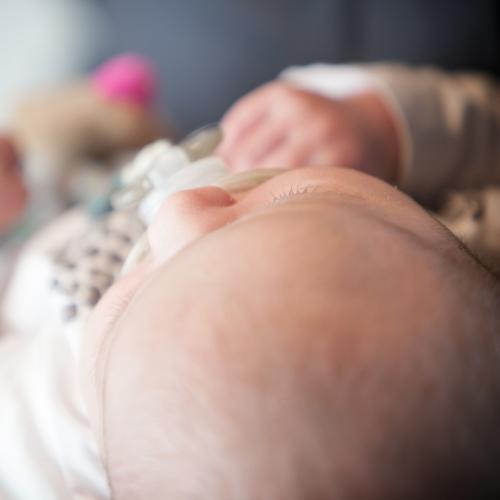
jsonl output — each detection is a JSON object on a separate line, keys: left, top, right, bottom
{"left": 148, "top": 186, "right": 237, "bottom": 264}
{"left": 168, "top": 186, "right": 235, "bottom": 210}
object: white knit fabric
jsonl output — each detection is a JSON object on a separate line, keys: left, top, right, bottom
{"left": 0, "top": 327, "right": 110, "bottom": 499}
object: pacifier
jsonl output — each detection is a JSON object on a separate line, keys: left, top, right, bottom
{"left": 111, "top": 124, "right": 226, "bottom": 220}
{"left": 115, "top": 124, "right": 284, "bottom": 275}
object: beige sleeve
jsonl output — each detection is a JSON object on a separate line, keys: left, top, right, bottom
{"left": 367, "top": 64, "right": 500, "bottom": 202}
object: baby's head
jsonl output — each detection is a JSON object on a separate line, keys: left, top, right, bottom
{"left": 82, "top": 167, "right": 500, "bottom": 499}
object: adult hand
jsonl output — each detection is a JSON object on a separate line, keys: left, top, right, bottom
{"left": 0, "top": 136, "right": 27, "bottom": 232}
{"left": 218, "top": 82, "right": 400, "bottom": 183}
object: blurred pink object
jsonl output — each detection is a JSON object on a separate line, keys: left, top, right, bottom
{"left": 91, "top": 53, "right": 157, "bottom": 109}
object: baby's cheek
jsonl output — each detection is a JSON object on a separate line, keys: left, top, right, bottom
{"left": 86, "top": 262, "right": 152, "bottom": 350}
{"left": 80, "top": 262, "right": 152, "bottom": 452}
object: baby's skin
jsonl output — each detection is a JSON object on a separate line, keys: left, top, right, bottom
{"left": 81, "top": 167, "right": 500, "bottom": 499}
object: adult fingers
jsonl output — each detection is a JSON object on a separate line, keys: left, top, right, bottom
{"left": 226, "top": 120, "right": 287, "bottom": 171}
{"left": 259, "top": 138, "right": 313, "bottom": 169}
{"left": 218, "top": 84, "right": 276, "bottom": 157}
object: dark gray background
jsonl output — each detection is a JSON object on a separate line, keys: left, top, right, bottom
{"left": 95, "top": 0, "right": 500, "bottom": 135}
